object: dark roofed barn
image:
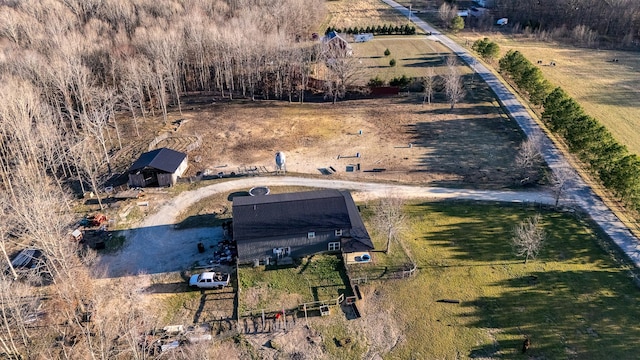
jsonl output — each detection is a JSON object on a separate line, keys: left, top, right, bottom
{"left": 232, "top": 189, "right": 373, "bottom": 264}
{"left": 128, "top": 147, "right": 188, "bottom": 187}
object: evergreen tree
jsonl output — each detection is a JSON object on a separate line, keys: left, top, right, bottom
{"left": 451, "top": 16, "right": 464, "bottom": 32}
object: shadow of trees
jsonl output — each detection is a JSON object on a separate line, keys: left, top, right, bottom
{"left": 412, "top": 203, "right": 614, "bottom": 265}
{"left": 403, "top": 113, "right": 525, "bottom": 189}
{"left": 463, "top": 268, "right": 640, "bottom": 358}
{"left": 405, "top": 202, "right": 640, "bottom": 357}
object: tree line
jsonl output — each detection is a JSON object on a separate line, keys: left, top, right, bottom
{"left": 324, "top": 24, "right": 417, "bottom": 36}
{"left": 493, "top": 0, "right": 640, "bottom": 47}
{"left": 0, "top": 0, "right": 327, "bottom": 358}
{"left": 499, "top": 49, "right": 640, "bottom": 212}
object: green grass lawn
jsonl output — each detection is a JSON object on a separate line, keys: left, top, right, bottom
{"left": 361, "top": 201, "right": 640, "bottom": 359}
{"left": 352, "top": 37, "right": 460, "bottom": 84}
{"left": 238, "top": 254, "right": 351, "bottom": 314}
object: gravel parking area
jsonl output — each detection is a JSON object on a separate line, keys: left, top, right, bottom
{"left": 94, "top": 226, "right": 223, "bottom": 278}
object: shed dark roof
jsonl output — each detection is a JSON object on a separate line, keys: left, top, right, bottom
{"left": 129, "top": 148, "right": 186, "bottom": 174}
{"left": 232, "top": 189, "right": 373, "bottom": 250}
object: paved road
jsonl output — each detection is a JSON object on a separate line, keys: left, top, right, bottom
{"left": 381, "top": 0, "right": 640, "bottom": 267}
{"left": 96, "top": 177, "right": 555, "bottom": 277}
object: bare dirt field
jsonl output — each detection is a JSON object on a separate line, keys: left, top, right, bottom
{"left": 166, "top": 96, "right": 524, "bottom": 190}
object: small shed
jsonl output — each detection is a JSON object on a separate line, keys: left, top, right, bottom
{"left": 354, "top": 33, "right": 374, "bottom": 43}
{"left": 128, "top": 148, "right": 188, "bottom": 188}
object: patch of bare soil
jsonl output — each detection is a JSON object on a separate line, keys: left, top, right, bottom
{"left": 125, "top": 96, "right": 525, "bottom": 190}
{"left": 357, "top": 285, "right": 405, "bottom": 358}
{"left": 244, "top": 325, "right": 326, "bottom": 360}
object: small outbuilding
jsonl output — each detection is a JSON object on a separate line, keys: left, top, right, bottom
{"left": 128, "top": 147, "right": 188, "bottom": 188}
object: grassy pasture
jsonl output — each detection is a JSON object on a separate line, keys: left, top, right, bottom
{"left": 230, "top": 200, "right": 640, "bottom": 358}
{"left": 351, "top": 37, "right": 458, "bottom": 83}
{"left": 384, "top": 0, "right": 640, "bottom": 156}
{"left": 323, "top": 0, "right": 422, "bottom": 34}
{"left": 325, "top": 0, "right": 462, "bottom": 84}
{"left": 361, "top": 201, "right": 640, "bottom": 358}
{"left": 456, "top": 34, "right": 640, "bottom": 156}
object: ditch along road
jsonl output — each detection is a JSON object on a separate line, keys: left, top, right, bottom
{"left": 96, "top": 177, "right": 556, "bottom": 277}
{"left": 382, "top": 0, "right": 640, "bottom": 268}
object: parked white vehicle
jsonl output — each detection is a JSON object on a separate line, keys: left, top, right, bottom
{"left": 189, "top": 271, "right": 230, "bottom": 289}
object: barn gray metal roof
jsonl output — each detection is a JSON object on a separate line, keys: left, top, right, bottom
{"left": 129, "top": 148, "right": 186, "bottom": 174}
{"left": 232, "top": 189, "right": 373, "bottom": 250}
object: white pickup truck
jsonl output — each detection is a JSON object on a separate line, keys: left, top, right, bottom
{"left": 189, "top": 271, "right": 230, "bottom": 289}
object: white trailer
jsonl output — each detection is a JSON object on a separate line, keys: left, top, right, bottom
{"left": 354, "top": 33, "right": 374, "bottom": 43}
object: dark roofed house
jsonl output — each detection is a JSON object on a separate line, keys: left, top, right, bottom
{"left": 232, "top": 189, "right": 373, "bottom": 264}
{"left": 128, "top": 147, "right": 188, "bottom": 187}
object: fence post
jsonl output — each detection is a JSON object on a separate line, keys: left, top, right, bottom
{"left": 282, "top": 306, "right": 286, "bottom": 330}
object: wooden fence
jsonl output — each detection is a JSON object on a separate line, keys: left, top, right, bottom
{"left": 239, "top": 293, "right": 345, "bottom": 334}
{"left": 147, "top": 133, "right": 169, "bottom": 151}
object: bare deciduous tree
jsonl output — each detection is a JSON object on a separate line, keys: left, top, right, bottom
{"left": 550, "top": 165, "right": 576, "bottom": 207}
{"left": 373, "top": 196, "right": 407, "bottom": 254}
{"left": 444, "top": 56, "right": 465, "bottom": 109}
{"left": 515, "top": 134, "right": 544, "bottom": 185}
{"left": 438, "top": 2, "right": 458, "bottom": 24}
{"left": 0, "top": 270, "right": 48, "bottom": 359}
{"left": 421, "top": 67, "right": 437, "bottom": 105}
{"left": 512, "top": 214, "right": 545, "bottom": 264}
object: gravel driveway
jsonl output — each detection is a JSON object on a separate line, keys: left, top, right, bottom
{"left": 94, "top": 177, "right": 554, "bottom": 278}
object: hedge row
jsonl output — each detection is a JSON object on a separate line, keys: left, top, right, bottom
{"left": 543, "top": 88, "right": 640, "bottom": 208}
{"left": 499, "top": 50, "right": 552, "bottom": 105}
{"left": 325, "top": 24, "right": 416, "bottom": 36}
{"left": 499, "top": 49, "right": 640, "bottom": 211}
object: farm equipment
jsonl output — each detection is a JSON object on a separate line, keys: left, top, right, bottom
{"left": 89, "top": 214, "right": 107, "bottom": 227}
{"left": 80, "top": 214, "right": 108, "bottom": 227}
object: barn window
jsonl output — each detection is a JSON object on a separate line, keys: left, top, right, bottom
{"left": 308, "top": 232, "right": 316, "bottom": 239}
{"left": 335, "top": 229, "right": 343, "bottom": 236}
{"left": 328, "top": 242, "right": 340, "bottom": 251}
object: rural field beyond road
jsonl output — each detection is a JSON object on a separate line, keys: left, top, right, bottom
{"left": 94, "top": 177, "right": 555, "bottom": 278}
{"left": 381, "top": 0, "right": 640, "bottom": 269}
